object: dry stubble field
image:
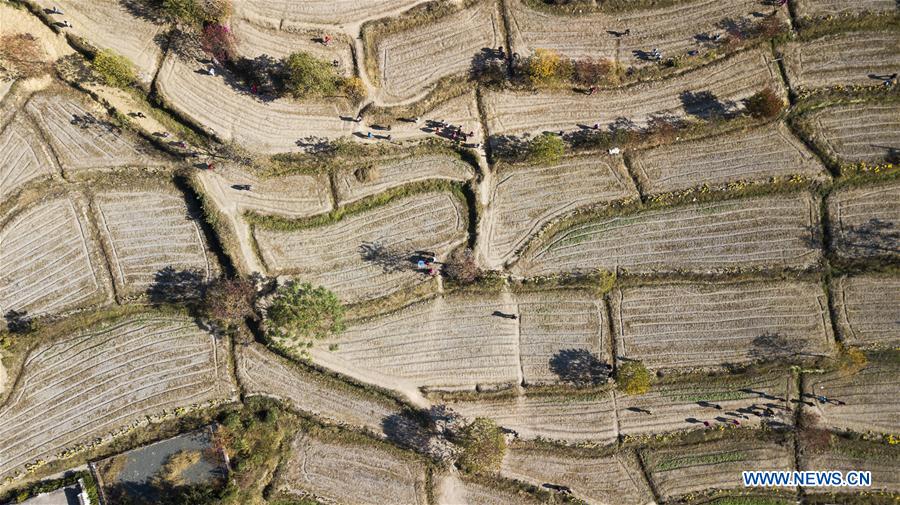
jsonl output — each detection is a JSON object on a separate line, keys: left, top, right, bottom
{"left": 333, "top": 154, "right": 474, "bottom": 205}
{"left": 794, "top": 0, "right": 899, "bottom": 19}
{"left": 0, "top": 112, "right": 59, "bottom": 199}
{"left": 831, "top": 275, "right": 900, "bottom": 348}
{"left": 0, "top": 314, "right": 235, "bottom": 482}
{"left": 629, "top": 122, "right": 827, "bottom": 195}
{"left": 514, "top": 192, "right": 822, "bottom": 277}
{"left": 781, "top": 31, "right": 900, "bottom": 92}
{"left": 199, "top": 164, "right": 334, "bottom": 218}
{"left": 231, "top": 18, "right": 354, "bottom": 73}
{"left": 804, "top": 102, "right": 900, "bottom": 165}
{"left": 826, "top": 181, "right": 900, "bottom": 261}
{"left": 800, "top": 438, "right": 900, "bottom": 494}
{"left": 235, "top": 0, "right": 426, "bottom": 26}
{"left": 483, "top": 154, "right": 638, "bottom": 265}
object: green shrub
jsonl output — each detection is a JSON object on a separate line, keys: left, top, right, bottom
{"left": 455, "top": 418, "right": 506, "bottom": 475}
{"left": 616, "top": 360, "right": 651, "bottom": 395}
{"left": 341, "top": 76, "right": 367, "bottom": 104}
{"left": 528, "top": 133, "right": 565, "bottom": 164}
{"left": 265, "top": 281, "right": 345, "bottom": 342}
{"left": 161, "top": 0, "right": 232, "bottom": 26}
{"left": 92, "top": 49, "right": 136, "bottom": 88}
{"left": 284, "top": 51, "right": 341, "bottom": 99}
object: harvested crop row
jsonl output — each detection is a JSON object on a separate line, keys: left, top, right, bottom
{"left": 514, "top": 192, "right": 822, "bottom": 277}
{"left": 254, "top": 191, "right": 467, "bottom": 303}
{"left": 371, "top": 0, "right": 504, "bottom": 101}
{"left": 198, "top": 164, "right": 333, "bottom": 218}
{"left": 0, "top": 314, "right": 235, "bottom": 482}
{"left": 377, "top": 90, "right": 484, "bottom": 145}
{"left": 612, "top": 280, "right": 834, "bottom": 371}
{"left": 803, "top": 356, "right": 899, "bottom": 435}
{"left": 334, "top": 153, "right": 474, "bottom": 206}
{"left": 506, "top": 0, "right": 790, "bottom": 66}
{"left": 235, "top": 0, "right": 425, "bottom": 26}
{"left": 156, "top": 55, "right": 354, "bottom": 154}
{"left": 484, "top": 154, "right": 638, "bottom": 265}
{"left": 831, "top": 275, "right": 900, "bottom": 348}
{"left": 26, "top": 92, "right": 164, "bottom": 172}
{"left": 31, "top": 0, "right": 167, "bottom": 86}
{"left": 482, "top": 48, "right": 783, "bottom": 138}
{"left": 794, "top": 0, "right": 899, "bottom": 19}
{"left": 501, "top": 447, "right": 654, "bottom": 505}
{"left": 0, "top": 196, "right": 111, "bottom": 322}
{"left": 826, "top": 181, "right": 900, "bottom": 261}
{"left": 781, "top": 31, "right": 900, "bottom": 92}
{"left": 630, "top": 122, "right": 827, "bottom": 196}
{"left": 94, "top": 189, "right": 215, "bottom": 298}
{"left": 275, "top": 431, "right": 428, "bottom": 505}
{"left": 805, "top": 102, "right": 900, "bottom": 165}
{"left": 642, "top": 437, "right": 794, "bottom": 500}
{"left": 800, "top": 438, "right": 900, "bottom": 493}
{"left": 231, "top": 18, "right": 354, "bottom": 74}
{"left": 0, "top": 113, "right": 58, "bottom": 199}
{"left": 433, "top": 473, "right": 545, "bottom": 505}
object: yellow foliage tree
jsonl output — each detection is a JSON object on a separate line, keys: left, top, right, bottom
{"left": 527, "top": 48, "right": 562, "bottom": 86}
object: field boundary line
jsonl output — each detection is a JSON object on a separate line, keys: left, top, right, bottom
{"left": 620, "top": 153, "right": 647, "bottom": 202}
{"left": 634, "top": 449, "right": 661, "bottom": 504}
{"left": 511, "top": 290, "right": 524, "bottom": 386}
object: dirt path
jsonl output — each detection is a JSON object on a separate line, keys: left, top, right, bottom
{"left": 433, "top": 470, "right": 468, "bottom": 505}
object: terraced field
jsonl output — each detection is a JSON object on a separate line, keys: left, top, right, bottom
{"left": 514, "top": 192, "right": 822, "bottom": 277}
{"left": 235, "top": 0, "right": 425, "bottom": 25}
{"left": 827, "top": 181, "right": 900, "bottom": 260}
{"left": 782, "top": 31, "right": 900, "bottom": 92}
{"left": 484, "top": 155, "right": 638, "bottom": 265}
{"left": 612, "top": 281, "right": 834, "bottom": 371}
{"left": 372, "top": 0, "right": 504, "bottom": 101}
{"left": 383, "top": 90, "right": 484, "bottom": 144}
{"left": 31, "top": 0, "right": 166, "bottom": 86}
{"left": 483, "top": 48, "right": 782, "bottom": 138}
{"left": 805, "top": 103, "right": 900, "bottom": 165}
{"left": 795, "top": 0, "right": 899, "bottom": 18}
{"left": 800, "top": 438, "right": 900, "bottom": 493}
{"left": 642, "top": 437, "right": 794, "bottom": 500}
{"left": 0, "top": 196, "right": 110, "bottom": 321}
{"left": 25, "top": 92, "right": 163, "bottom": 172}
{"left": 505, "top": 0, "right": 790, "bottom": 66}
{"left": 446, "top": 391, "right": 618, "bottom": 444}
{"left": 618, "top": 372, "right": 794, "bottom": 436}
{"left": 254, "top": 191, "right": 467, "bottom": 303}
{"left": 501, "top": 447, "right": 654, "bottom": 505}
{"left": 318, "top": 293, "right": 520, "bottom": 390}
{"left": 0, "top": 314, "right": 235, "bottom": 482}
{"left": 630, "top": 122, "right": 827, "bottom": 195}
{"left": 0, "top": 114, "right": 58, "bottom": 199}
{"left": 433, "top": 474, "right": 545, "bottom": 505}
{"left": 231, "top": 19, "right": 353, "bottom": 73}
{"left": 94, "top": 189, "right": 214, "bottom": 298}
{"left": 832, "top": 275, "right": 900, "bottom": 348}
{"left": 199, "top": 164, "right": 333, "bottom": 218}
{"left": 156, "top": 55, "right": 355, "bottom": 154}
{"left": 804, "top": 357, "right": 899, "bottom": 435}
{"left": 276, "top": 432, "right": 428, "bottom": 505}
{"left": 333, "top": 154, "right": 474, "bottom": 205}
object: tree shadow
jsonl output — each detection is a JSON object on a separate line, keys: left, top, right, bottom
{"left": 117, "top": 0, "right": 167, "bottom": 24}
{"left": 147, "top": 267, "right": 206, "bottom": 305}
{"left": 679, "top": 90, "right": 733, "bottom": 120}
{"left": 487, "top": 134, "right": 529, "bottom": 163}
{"left": 381, "top": 409, "right": 457, "bottom": 462}
{"left": 548, "top": 349, "right": 611, "bottom": 387}
{"left": 295, "top": 135, "right": 335, "bottom": 154}
{"left": 842, "top": 218, "right": 899, "bottom": 256}
{"left": 359, "top": 242, "right": 417, "bottom": 273}
{"left": 470, "top": 47, "right": 508, "bottom": 86}
{"left": 3, "top": 309, "right": 33, "bottom": 334}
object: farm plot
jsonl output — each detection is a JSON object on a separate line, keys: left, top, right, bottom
{"left": 484, "top": 155, "right": 638, "bottom": 265}
{"left": 514, "top": 192, "right": 822, "bottom": 277}
{"left": 483, "top": 48, "right": 783, "bottom": 138}
{"left": 803, "top": 357, "right": 900, "bottom": 435}
{"left": 379, "top": 90, "right": 484, "bottom": 144}
{"left": 505, "top": 0, "right": 790, "bottom": 66}
{"left": 26, "top": 92, "right": 165, "bottom": 172}
{"left": 275, "top": 432, "right": 428, "bottom": 505}
{"left": 94, "top": 189, "right": 215, "bottom": 298}
{"left": 805, "top": 103, "right": 900, "bottom": 165}
{"left": 617, "top": 372, "right": 794, "bottom": 437}
{"left": 794, "top": 0, "right": 898, "bottom": 20}
{"left": 0, "top": 196, "right": 111, "bottom": 321}
{"left": 235, "top": 0, "right": 425, "bottom": 25}
{"left": 0, "top": 113, "right": 58, "bottom": 199}
{"left": 254, "top": 191, "right": 467, "bottom": 303}
{"left": 800, "top": 438, "right": 900, "bottom": 494}
{"left": 30, "top": 0, "right": 166, "bottom": 86}
{"left": 630, "top": 122, "right": 827, "bottom": 195}
{"left": 781, "top": 31, "right": 900, "bottom": 92}
{"left": 611, "top": 281, "right": 834, "bottom": 371}
{"left": 445, "top": 391, "right": 618, "bottom": 444}
{"left": 642, "top": 437, "right": 794, "bottom": 500}
{"left": 334, "top": 154, "right": 473, "bottom": 205}
{"left": 0, "top": 314, "right": 235, "bottom": 483}
{"left": 832, "top": 275, "right": 900, "bottom": 348}
{"left": 155, "top": 55, "right": 354, "bottom": 154}
{"left": 516, "top": 290, "right": 610, "bottom": 386}
{"left": 370, "top": 0, "right": 503, "bottom": 101}
{"left": 231, "top": 19, "right": 353, "bottom": 75}
{"left": 236, "top": 343, "right": 401, "bottom": 436}
{"left": 826, "top": 181, "right": 900, "bottom": 261}
{"left": 316, "top": 293, "right": 520, "bottom": 390}
{"left": 198, "top": 163, "right": 333, "bottom": 218}
{"left": 501, "top": 448, "right": 654, "bottom": 505}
